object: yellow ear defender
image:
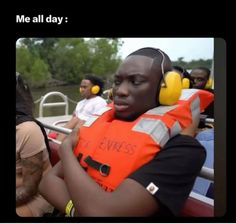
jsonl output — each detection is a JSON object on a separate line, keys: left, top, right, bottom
{"left": 91, "top": 85, "right": 100, "bottom": 94}
{"left": 205, "top": 78, "right": 213, "bottom": 89}
{"left": 159, "top": 71, "right": 182, "bottom": 105}
{"left": 182, "top": 78, "right": 190, "bottom": 89}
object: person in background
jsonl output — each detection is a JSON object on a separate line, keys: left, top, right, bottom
{"left": 39, "top": 47, "right": 213, "bottom": 217}
{"left": 16, "top": 73, "right": 53, "bottom": 216}
{"left": 52, "top": 74, "right": 107, "bottom": 141}
{"left": 190, "top": 67, "right": 214, "bottom": 199}
{"left": 190, "top": 67, "right": 214, "bottom": 120}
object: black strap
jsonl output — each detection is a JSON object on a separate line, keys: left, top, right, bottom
{"left": 84, "top": 155, "right": 110, "bottom": 176}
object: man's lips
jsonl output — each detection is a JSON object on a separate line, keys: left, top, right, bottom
{"left": 114, "top": 103, "right": 130, "bottom": 112}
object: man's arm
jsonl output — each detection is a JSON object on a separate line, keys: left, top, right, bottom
{"left": 39, "top": 161, "right": 71, "bottom": 212}
{"left": 61, "top": 134, "right": 205, "bottom": 216}
{"left": 40, "top": 130, "right": 205, "bottom": 216}
{"left": 59, "top": 137, "right": 159, "bottom": 216}
{"left": 16, "top": 152, "right": 44, "bottom": 206}
{"left": 128, "top": 134, "right": 206, "bottom": 216}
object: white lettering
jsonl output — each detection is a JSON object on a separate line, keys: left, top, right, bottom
{"left": 16, "top": 15, "right": 30, "bottom": 23}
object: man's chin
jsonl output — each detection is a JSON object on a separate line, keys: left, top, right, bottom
{"left": 114, "top": 112, "right": 138, "bottom": 121}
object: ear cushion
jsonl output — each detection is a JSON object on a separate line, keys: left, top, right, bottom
{"left": 182, "top": 78, "right": 190, "bottom": 89}
{"left": 205, "top": 78, "right": 213, "bottom": 89}
{"left": 91, "top": 85, "right": 100, "bottom": 94}
{"left": 108, "top": 88, "right": 113, "bottom": 100}
{"left": 159, "top": 71, "right": 182, "bottom": 105}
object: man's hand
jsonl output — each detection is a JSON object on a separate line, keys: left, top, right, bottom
{"left": 58, "top": 127, "right": 79, "bottom": 157}
{"left": 180, "top": 113, "right": 200, "bottom": 137}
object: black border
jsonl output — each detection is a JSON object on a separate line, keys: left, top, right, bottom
{"left": 10, "top": 9, "right": 234, "bottom": 223}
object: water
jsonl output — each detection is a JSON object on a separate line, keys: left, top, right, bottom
{"left": 31, "top": 85, "right": 82, "bottom": 117}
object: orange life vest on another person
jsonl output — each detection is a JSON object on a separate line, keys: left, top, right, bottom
{"left": 73, "top": 89, "right": 213, "bottom": 192}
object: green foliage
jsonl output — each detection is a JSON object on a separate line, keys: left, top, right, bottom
{"left": 16, "top": 38, "right": 212, "bottom": 89}
{"left": 30, "top": 58, "right": 50, "bottom": 88}
{"left": 16, "top": 38, "right": 123, "bottom": 88}
{"left": 87, "top": 38, "right": 122, "bottom": 78}
{"left": 16, "top": 45, "right": 50, "bottom": 88}
{"left": 172, "top": 57, "right": 213, "bottom": 70}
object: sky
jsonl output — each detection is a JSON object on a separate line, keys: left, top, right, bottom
{"left": 118, "top": 38, "right": 214, "bottom": 62}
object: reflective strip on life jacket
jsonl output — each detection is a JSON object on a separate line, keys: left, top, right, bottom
{"left": 146, "top": 104, "right": 179, "bottom": 116}
{"left": 170, "top": 121, "right": 182, "bottom": 137}
{"left": 83, "top": 116, "right": 99, "bottom": 127}
{"left": 179, "top": 89, "right": 199, "bottom": 100}
{"left": 94, "top": 106, "right": 112, "bottom": 116}
{"left": 132, "top": 118, "right": 169, "bottom": 147}
{"left": 190, "top": 96, "right": 200, "bottom": 120}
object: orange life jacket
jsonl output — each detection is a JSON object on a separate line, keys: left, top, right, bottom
{"left": 73, "top": 89, "right": 213, "bottom": 192}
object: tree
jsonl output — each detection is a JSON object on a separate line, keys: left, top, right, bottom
{"left": 16, "top": 45, "right": 50, "bottom": 88}
{"left": 172, "top": 57, "right": 213, "bottom": 70}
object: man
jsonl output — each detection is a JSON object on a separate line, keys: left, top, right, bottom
{"left": 190, "top": 67, "right": 212, "bottom": 90}
{"left": 55, "top": 74, "right": 107, "bottom": 141}
{"left": 16, "top": 73, "right": 53, "bottom": 216}
{"left": 39, "top": 48, "right": 213, "bottom": 216}
{"left": 190, "top": 67, "right": 214, "bottom": 197}
{"left": 190, "top": 67, "right": 214, "bottom": 121}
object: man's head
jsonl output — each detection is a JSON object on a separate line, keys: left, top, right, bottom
{"left": 80, "top": 74, "right": 104, "bottom": 99}
{"left": 113, "top": 47, "right": 172, "bottom": 121}
{"left": 190, "top": 67, "right": 211, "bottom": 89}
{"left": 16, "top": 72, "right": 34, "bottom": 116}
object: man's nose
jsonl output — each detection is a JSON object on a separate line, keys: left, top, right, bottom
{"left": 115, "top": 82, "right": 129, "bottom": 96}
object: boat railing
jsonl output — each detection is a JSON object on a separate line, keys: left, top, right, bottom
{"left": 37, "top": 91, "right": 69, "bottom": 117}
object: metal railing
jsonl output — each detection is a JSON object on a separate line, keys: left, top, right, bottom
{"left": 38, "top": 91, "right": 69, "bottom": 117}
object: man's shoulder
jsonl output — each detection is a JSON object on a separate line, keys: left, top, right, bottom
{"left": 16, "top": 121, "right": 42, "bottom": 137}
{"left": 165, "top": 134, "right": 204, "bottom": 150}
{"left": 206, "top": 88, "right": 214, "bottom": 94}
{"left": 93, "top": 96, "right": 107, "bottom": 104}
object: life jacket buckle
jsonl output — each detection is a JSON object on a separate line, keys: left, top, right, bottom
{"left": 99, "top": 164, "right": 110, "bottom": 176}
{"left": 84, "top": 155, "right": 110, "bottom": 176}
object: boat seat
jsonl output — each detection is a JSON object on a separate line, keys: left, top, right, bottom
{"left": 180, "top": 192, "right": 214, "bottom": 217}
{"left": 49, "top": 141, "right": 60, "bottom": 166}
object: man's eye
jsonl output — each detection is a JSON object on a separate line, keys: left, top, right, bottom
{"left": 132, "top": 80, "right": 141, "bottom": 85}
{"left": 132, "top": 79, "right": 143, "bottom": 85}
{"left": 114, "top": 80, "right": 121, "bottom": 85}
{"left": 197, "top": 78, "right": 205, "bottom": 82}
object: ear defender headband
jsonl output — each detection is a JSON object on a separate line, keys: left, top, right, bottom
{"left": 157, "top": 50, "right": 182, "bottom": 105}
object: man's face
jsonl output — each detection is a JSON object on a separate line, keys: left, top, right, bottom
{"left": 80, "top": 79, "right": 93, "bottom": 99}
{"left": 113, "top": 55, "right": 161, "bottom": 121}
{"left": 190, "top": 69, "right": 208, "bottom": 89}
